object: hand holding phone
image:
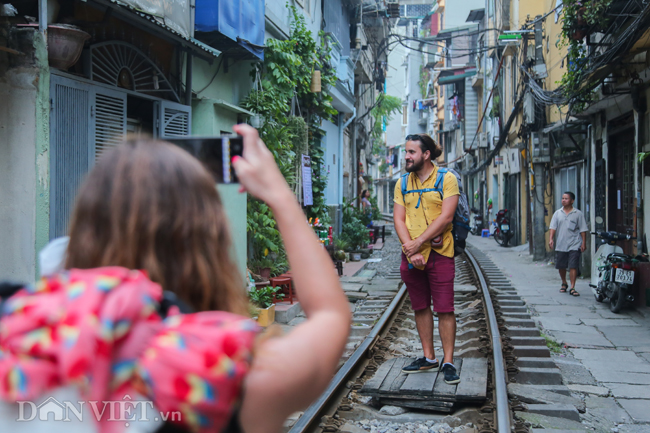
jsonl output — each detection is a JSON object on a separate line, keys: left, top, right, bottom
{"left": 231, "top": 124, "right": 293, "bottom": 204}
{"left": 164, "top": 136, "right": 243, "bottom": 183}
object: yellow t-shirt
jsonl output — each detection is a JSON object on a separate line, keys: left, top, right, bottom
{"left": 394, "top": 164, "right": 460, "bottom": 268}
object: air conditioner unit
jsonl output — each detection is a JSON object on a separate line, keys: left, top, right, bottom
{"left": 478, "top": 132, "right": 488, "bottom": 148}
{"left": 386, "top": 0, "right": 400, "bottom": 18}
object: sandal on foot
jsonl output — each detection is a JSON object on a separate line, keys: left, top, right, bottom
{"left": 569, "top": 288, "right": 580, "bottom": 296}
{"left": 560, "top": 283, "right": 568, "bottom": 293}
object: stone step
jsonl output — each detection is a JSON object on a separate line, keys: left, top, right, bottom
{"left": 500, "top": 306, "right": 528, "bottom": 313}
{"left": 526, "top": 404, "right": 581, "bottom": 422}
{"left": 499, "top": 299, "right": 525, "bottom": 305}
{"left": 508, "top": 383, "right": 585, "bottom": 413}
{"left": 513, "top": 345, "right": 551, "bottom": 358}
{"left": 502, "top": 312, "right": 532, "bottom": 319}
{"left": 275, "top": 301, "right": 303, "bottom": 324}
{"left": 503, "top": 317, "right": 537, "bottom": 328}
{"left": 507, "top": 328, "right": 542, "bottom": 337}
{"left": 513, "top": 384, "right": 572, "bottom": 396}
{"left": 516, "top": 357, "right": 557, "bottom": 368}
{"left": 511, "top": 336, "right": 547, "bottom": 346}
{"left": 514, "top": 367, "right": 563, "bottom": 385}
{"left": 496, "top": 295, "right": 522, "bottom": 301}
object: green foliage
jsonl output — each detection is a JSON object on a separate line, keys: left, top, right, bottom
{"left": 249, "top": 286, "right": 284, "bottom": 309}
{"left": 242, "top": 5, "right": 338, "bottom": 267}
{"left": 341, "top": 198, "right": 370, "bottom": 250}
{"left": 418, "top": 66, "right": 430, "bottom": 98}
{"left": 558, "top": 0, "right": 613, "bottom": 113}
{"left": 370, "top": 94, "right": 403, "bottom": 141}
{"left": 333, "top": 237, "right": 351, "bottom": 252}
{"left": 541, "top": 332, "right": 563, "bottom": 354}
{"left": 369, "top": 191, "right": 381, "bottom": 221}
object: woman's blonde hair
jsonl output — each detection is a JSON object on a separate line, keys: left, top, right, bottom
{"left": 65, "top": 137, "right": 248, "bottom": 315}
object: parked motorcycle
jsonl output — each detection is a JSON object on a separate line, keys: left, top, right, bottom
{"left": 470, "top": 207, "right": 483, "bottom": 236}
{"left": 590, "top": 229, "right": 647, "bottom": 313}
{"left": 493, "top": 209, "right": 514, "bottom": 247}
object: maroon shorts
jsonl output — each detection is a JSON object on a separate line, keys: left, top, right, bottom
{"left": 400, "top": 251, "right": 455, "bottom": 312}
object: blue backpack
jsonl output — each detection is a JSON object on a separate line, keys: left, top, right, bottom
{"left": 401, "top": 168, "right": 471, "bottom": 257}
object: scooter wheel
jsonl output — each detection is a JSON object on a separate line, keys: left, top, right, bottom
{"left": 609, "top": 285, "right": 625, "bottom": 313}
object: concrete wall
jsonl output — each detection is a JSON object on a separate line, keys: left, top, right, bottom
{"left": 444, "top": 0, "right": 485, "bottom": 28}
{"left": 322, "top": 119, "right": 341, "bottom": 206}
{"left": 191, "top": 97, "right": 248, "bottom": 279}
{"left": 407, "top": 44, "right": 425, "bottom": 135}
{"left": 385, "top": 26, "right": 408, "bottom": 148}
{"left": 265, "top": 0, "right": 323, "bottom": 41}
{"left": 0, "top": 30, "right": 48, "bottom": 283}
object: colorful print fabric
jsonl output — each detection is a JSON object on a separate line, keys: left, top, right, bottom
{"left": 0, "top": 267, "right": 259, "bottom": 433}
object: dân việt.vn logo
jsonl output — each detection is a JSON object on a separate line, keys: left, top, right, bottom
{"left": 16, "top": 395, "right": 181, "bottom": 426}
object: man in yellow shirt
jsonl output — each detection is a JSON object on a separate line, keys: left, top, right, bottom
{"left": 393, "top": 133, "right": 460, "bottom": 384}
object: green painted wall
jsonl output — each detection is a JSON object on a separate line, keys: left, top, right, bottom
{"left": 191, "top": 98, "right": 248, "bottom": 279}
{"left": 34, "top": 31, "right": 50, "bottom": 278}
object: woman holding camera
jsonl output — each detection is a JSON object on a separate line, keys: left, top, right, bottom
{"left": 0, "top": 124, "right": 350, "bottom": 433}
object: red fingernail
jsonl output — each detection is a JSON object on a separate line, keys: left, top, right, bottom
{"left": 231, "top": 156, "right": 240, "bottom": 164}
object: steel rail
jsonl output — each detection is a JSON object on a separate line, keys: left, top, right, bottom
{"left": 465, "top": 249, "right": 512, "bottom": 433}
{"left": 289, "top": 284, "right": 408, "bottom": 433}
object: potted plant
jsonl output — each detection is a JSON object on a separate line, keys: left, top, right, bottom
{"left": 249, "top": 285, "right": 284, "bottom": 327}
{"left": 254, "top": 257, "right": 275, "bottom": 280}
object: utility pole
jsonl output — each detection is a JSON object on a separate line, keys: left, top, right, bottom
{"left": 532, "top": 16, "right": 547, "bottom": 261}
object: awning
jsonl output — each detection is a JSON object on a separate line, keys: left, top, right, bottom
{"left": 92, "top": 0, "right": 222, "bottom": 61}
{"left": 438, "top": 69, "right": 477, "bottom": 85}
{"left": 195, "top": 0, "right": 266, "bottom": 60}
{"left": 213, "top": 99, "right": 255, "bottom": 116}
{"left": 466, "top": 9, "right": 485, "bottom": 22}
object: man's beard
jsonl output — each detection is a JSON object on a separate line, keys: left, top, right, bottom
{"left": 405, "top": 157, "right": 425, "bottom": 173}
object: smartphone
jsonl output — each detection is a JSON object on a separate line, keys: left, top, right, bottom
{"left": 164, "top": 136, "right": 243, "bottom": 183}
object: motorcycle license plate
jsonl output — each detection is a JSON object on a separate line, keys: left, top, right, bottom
{"left": 501, "top": 224, "right": 509, "bottom": 231}
{"left": 615, "top": 269, "right": 634, "bottom": 284}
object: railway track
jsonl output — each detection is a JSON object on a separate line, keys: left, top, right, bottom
{"left": 286, "top": 245, "right": 529, "bottom": 433}
{"left": 287, "top": 236, "right": 576, "bottom": 433}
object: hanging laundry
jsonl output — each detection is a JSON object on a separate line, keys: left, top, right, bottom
{"left": 418, "top": 100, "right": 424, "bottom": 110}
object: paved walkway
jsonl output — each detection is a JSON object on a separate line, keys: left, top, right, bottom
{"left": 468, "top": 236, "right": 650, "bottom": 432}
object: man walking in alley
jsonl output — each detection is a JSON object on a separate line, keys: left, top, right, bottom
{"left": 549, "top": 191, "right": 588, "bottom": 296}
{"left": 393, "top": 133, "right": 460, "bottom": 384}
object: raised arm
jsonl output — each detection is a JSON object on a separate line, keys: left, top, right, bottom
{"left": 232, "top": 125, "right": 351, "bottom": 433}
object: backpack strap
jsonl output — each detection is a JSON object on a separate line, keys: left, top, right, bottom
{"left": 434, "top": 167, "right": 447, "bottom": 200}
{"left": 401, "top": 173, "right": 409, "bottom": 200}
{"left": 401, "top": 171, "right": 445, "bottom": 209}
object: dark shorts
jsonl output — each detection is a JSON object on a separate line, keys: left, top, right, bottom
{"left": 555, "top": 250, "right": 581, "bottom": 270}
{"left": 400, "top": 251, "right": 455, "bottom": 313}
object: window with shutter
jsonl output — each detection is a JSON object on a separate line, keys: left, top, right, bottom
{"left": 93, "top": 89, "right": 127, "bottom": 160}
{"left": 50, "top": 75, "right": 93, "bottom": 240}
{"left": 157, "top": 100, "right": 192, "bottom": 138}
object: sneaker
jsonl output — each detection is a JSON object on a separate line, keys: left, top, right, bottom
{"left": 441, "top": 363, "right": 461, "bottom": 384}
{"left": 401, "top": 357, "right": 439, "bottom": 374}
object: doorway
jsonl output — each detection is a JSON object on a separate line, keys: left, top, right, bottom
{"left": 608, "top": 126, "right": 635, "bottom": 253}
{"left": 504, "top": 173, "right": 519, "bottom": 245}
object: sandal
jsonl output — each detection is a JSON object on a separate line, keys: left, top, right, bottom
{"left": 560, "top": 283, "right": 568, "bottom": 293}
{"left": 569, "top": 288, "right": 580, "bottom": 297}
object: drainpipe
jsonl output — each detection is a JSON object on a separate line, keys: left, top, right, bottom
{"left": 338, "top": 108, "right": 356, "bottom": 233}
{"left": 185, "top": 52, "right": 193, "bottom": 106}
{"left": 38, "top": 0, "right": 47, "bottom": 35}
